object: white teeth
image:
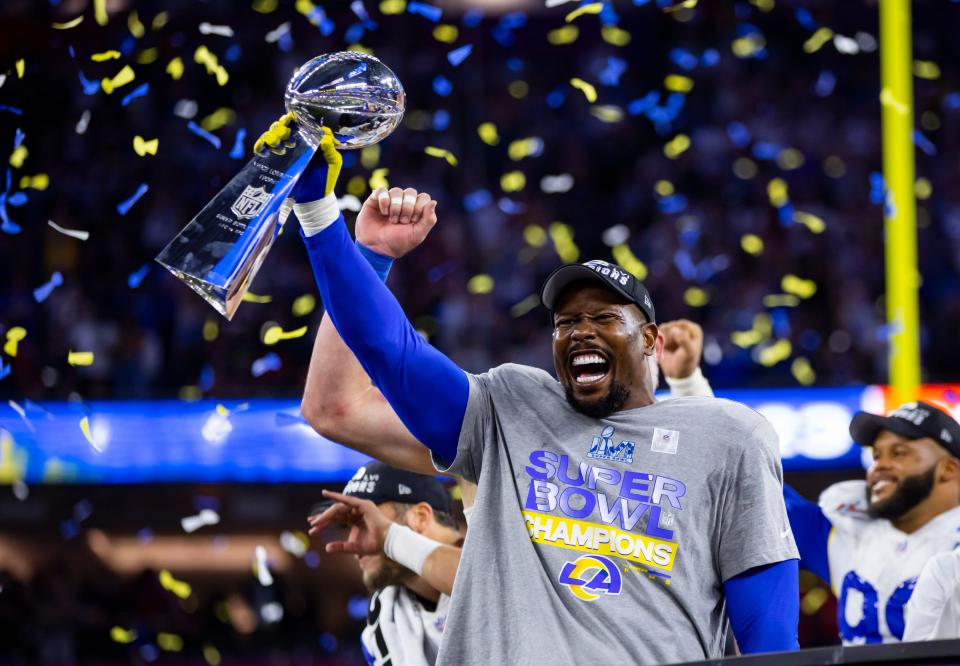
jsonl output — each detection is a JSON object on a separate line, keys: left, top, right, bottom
{"left": 576, "top": 373, "right": 607, "bottom": 384}
{"left": 572, "top": 353, "right": 606, "bottom": 366}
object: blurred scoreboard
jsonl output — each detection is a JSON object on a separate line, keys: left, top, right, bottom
{"left": 1, "top": 385, "right": 958, "bottom": 483}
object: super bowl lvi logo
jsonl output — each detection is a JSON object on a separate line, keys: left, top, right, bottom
{"left": 231, "top": 185, "right": 271, "bottom": 220}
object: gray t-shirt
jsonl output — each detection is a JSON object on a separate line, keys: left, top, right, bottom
{"left": 433, "top": 364, "right": 798, "bottom": 665}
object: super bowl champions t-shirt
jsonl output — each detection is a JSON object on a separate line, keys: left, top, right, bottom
{"left": 433, "top": 364, "right": 798, "bottom": 665}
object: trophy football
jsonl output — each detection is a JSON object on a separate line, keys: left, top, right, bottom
{"left": 156, "top": 52, "right": 405, "bottom": 319}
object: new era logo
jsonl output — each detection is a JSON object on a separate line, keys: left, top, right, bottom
{"left": 398, "top": 484, "right": 412, "bottom": 495}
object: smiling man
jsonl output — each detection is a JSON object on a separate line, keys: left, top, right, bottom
{"left": 784, "top": 401, "right": 960, "bottom": 644}
{"left": 282, "top": 130, "right": 800, "bottom": 664}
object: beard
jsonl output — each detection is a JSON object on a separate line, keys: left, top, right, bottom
{"left": 564, "top": 381, "right": 631, "bottom": 418}
{"left": 866, "top": 465, "right": 937, "bottom": 521}
{"left": 361, "top": 556, "right": 414, "bottom": 593}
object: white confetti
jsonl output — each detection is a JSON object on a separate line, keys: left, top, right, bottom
{"left": 602, "top": 224, "right": 630, "bottom": 247}
{"left": 265, "top": 22, "right": 291, "bottom": 44}
{"left": 76, "top": 109, "right": 90, "bottom": 135}
{"left": 338, "top": 194, "right": 362, "bottom": 212}
{"left": 540, "top": 173, "right": 575, "bottom": 193}
{"left": 280, "top": 531, "right": 307, "bottom": 557}
{"left": 12, "top": 480, "right": 28, "bottom": 501}
{"left": 545, "top": 0, "right": 578, "bottom": 6}
{"left": 199, "top": 22, "right": 234, "bottom": 37}
{"left": 855, "top": 31, "right": 877, "bottom": 52}
{"left": 173, "top": 99, "right": 198, "bottom": 120}
{"left": 833, "top": 34, "right": 859, "bottom": 54}
{"left": 255, "top": 545, "right": 274, "bottom": 586}
{"left": 260, "top": 601, "right": 284, "bottom": 623}
{"left": 48, "top": 220, "right": 90, "bottom": 241}
{"left": 180, "top": 508, "right": 220, "bottom": 533}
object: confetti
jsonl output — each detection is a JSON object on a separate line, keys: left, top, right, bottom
{"left": 133, "top": 135, "right": 159, "bottom": 156}
{"left": 833, "top": 34, "right": 859, "bottom": 55}
{"left": 763, "top": 294, "right": 799, "bottom": 307}
{"left": 166, "top": 57, "right": 184, "bottom": 80}
{"left": 4, "top": 327, "right": 26, "bottom": 357}
{"left": 0, "top": 105, "right": 22, "bottom": 115}
{"left": 52, "top": 16, "right": 85, "bottom": 29}
{"left": 510, "top": 295, "right": 540, "bottom": 317}
{"left": 407, "top": 1, "right": 442, "bottom": 22}
{"left": 793, "top": 211, "right": 825, "bottom": 233}
{"left": 803, "top": 27, "right": 833, "bottom": 53}
{"left": 15, "top": 60, "right": 24, "bottom": 79}
{"left": 33, "top": 271, "right": 63, "bottom": 303}
{"left": 913, "top": 60, "right": 940, "bottom": 80}
{"left": 766, "top": 178, "right": 789, "bottom": 207}
{"left": 549, "top": 222, "right": 579, "bottom": 263}
{"left": 433, "top": 24, "right": 458, "bottom": 43}
{"left": 663, "top": 134, "right": 690, "bottom": 158}
{"left": 242, "top": 292, "right": 272, "bottom": 303}
{"left": 467, "top": 274, "right": 494, "bottom": 294}
{"left": 18, "top": 173, "right": 47, "bottom": 190}
{"left": 590, "top": 105, "right": 623, "bottom": 123}
{"left": 663, "top": 0, "right": 697, "bottom": 12}
{"left": 9, "top": 145, "right": 27, "bottom": 168}
{"left": 75, "top": 110, "right": 91, "bottom": 134}
{"left": 187, "top": 121, "right": 222, "bottom": 149}
{"left": 781, "top": 274, "right": 817, "bottom": 299}
{"left": 740, "top": 234, "right": 764, "bottom": 255}
{"left": 548, "top": 26, "right": 579, "bottom": 45}
{"left": 203, "top": 645, "right": 221, "bottom": 666}
{"left": 159, "top": 570, "right": 192, "bottom": 599}
{"left": 194, "top": 46, "right": 229, "bottom": 86}
{"left": 68, "top": 351, "right": 95, "bottom": 366}
{"left": 601, "top": 224, "right": 629, "bottom": 247}
{"left": 265, "top": 22, "right": 292, "bottom": 43}
{"left": 229, "top": 128, "right": 247, "bottom": 158}
{"left": 128, "top": 264, "right": 150, "bottom": 288}
{"left": 292, "top": 294, "right": 316, "bottom": 316}
{"left": 684, "top": 287, "right": 709, "bottom": 307}
{"left": 199, "top": 22, "right": 235, "bottom": 37}
{"left": 611, "top": 244, "right": 647, "bottom": 280}
{"left": 110, "top": 627, "right": 138, "bottom": 644}
{"left": 507, "top": 137, "right": 542, "bottom": 161}
{"left": 500, "top": 171, "right": 526, "bottom": 192}
{"left": 477, "top": 122, "right": 500, "bottom": 146}
{"left": 116, "top": 183, "right": 148, "bottom": 215}
{"left": 121, "top": 82, "right": 149, "bottom": 106}
{"left": 181, "top": 508, "right": 220, "bottom": 533}
{"left": 523, "top": 224, "right": 547, "bottom": 247}
{"left": 254, "top": 545, "right": 274, "bottom": 586}
{"left": 0, "top": 360, "right": 10, "bottom": 380}
{"left": 157, "top": 633, "right": 184, "bottom": 652}
{"left": 91, "top": 50, "right": 121, "bottom": 62}
{"left": 280, "top": 531, "right": 309, "bottom": 557}
{"left": 101, "top": 65, "right": 135, "bottom": 94}
{"left": 47, "top": 220, "right": 89, "bottom": 241}
{"left": 664, "top": 75, "right": 694, "bottom": 92}
{"left": 570, "top": 78, "right": 597, "bottom": 102}
{"left": 424, "top": 146, "right": 458, "bottom": 166}
{"left": 565, "top": 3, "right": 602, "bottom": 22}
{"left": 127, "top": 10, "right": 145, "bottom": 37}
{"left": 252, "top": 352, "right": 281, "bottom": 377}
{"left": 540, "top": 174, "right": 574, "bottom": 193}
{"left": 601, "top": 26, "right": 631, "bottom": 46}
{"left": 262, "top": 325, "right": 308, "bottom": 345}
{"left": 757, "top": 339, "right": 792, "bottom": 367}
{"left": 446, "top": 44, "right": 473, "bottom": 67}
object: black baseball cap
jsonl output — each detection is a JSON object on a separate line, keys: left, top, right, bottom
{"left": 540, "top": 260, "right": 656, "bottom": 323}
{"left": 310, "top": 461, "right": 452, "bottom": 516}
{"left": 849, "top": 401, "right": 960, "bottom": 457}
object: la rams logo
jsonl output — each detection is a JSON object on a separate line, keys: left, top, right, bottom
{"left": 558, "top": 555, "right": 623, "bottom": 601}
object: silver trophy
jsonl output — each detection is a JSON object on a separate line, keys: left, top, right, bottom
{"left": 156, "top": 52, "right": 405, "bottom": 319}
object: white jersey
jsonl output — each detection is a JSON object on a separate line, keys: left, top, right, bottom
{"left": 903, "top": 549, "right": 960, "bottom": 641}
{"left": 361, "top": 585, "right": 449, "bottom": 666}
{"left": 820, "top": 480, "right": 960, "bottom": 644}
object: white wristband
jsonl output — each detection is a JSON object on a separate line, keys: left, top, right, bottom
{"left": 664, "top": 367, "right": 714, "bottom": 397}
{"left": 293, "top": 193, "right": 339, "bottom": 236}
{"left": 383, "top": 523, "right": 441, "bottom": 576}
{"left": 278, "top": 197, "right": 294, "bottom": 226}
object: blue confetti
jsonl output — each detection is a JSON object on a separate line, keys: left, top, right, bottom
{"left": 752, "top": 141, "right": 781, "bottom": 160}
{"left": 74, "top": 499, "right": 93, "bottom": 522}
{"left": 408, "top": 1, "right": 442, "bottom": 22}
{"left": 33, "top": 271, "right": 63, "bottom": 303}
{"left": 499, "top": 12, "right": 526, "bottom": 29}
{"left": 447, "top": 44, "right": 473, "bottom": 67}
{"left": 814, "top": 70, "right": 836, "bottom": 97}
{"left": 0, "top": 359, "right": 10, "bottom": 381}
{"left": 344, "top": 22, "right": 366, "bottom": 43}
{"left": 700, "top": 48, "right": 719, "bottom": 67}
{"left": 187, "top": 121, "right": 222, "bottom": 149}
{"left": 225, "top": 44, "right": 242, "bottom": 62}
{"left": 463, "top": 9, "right": 483, "bottom": 27}
{"left": 77, "top": 71, "right": 101, "bottom": 95}
{"left": 7, "top": 192, "right": 27, "bottom": 206}
{"left": 463, "top": 189, "right": 491, "bottom": 212}
{"left": 669, "top": 48, "right": 698, "bottom": 71}
{"left": 432, "top": 75, "right": 453, "bottom": 97}
{"left": 725, "top": 121, "right": 751, "bottom": 147}
{"left": 673, "top": 250, "right": 697, "bottom": 280}
{"left": 913, "top": 129, "right": 937, "bottom": 156}
{"left": 60, "top": 520, "right": 80, "bottom": 539}
{"left": 252, "top": 352, "right": 281, "bottom": 378}
{"left": 599, "top": 2, "right": 619, "bottom": 26}
{"left": 497, "top": 197, "right": 526, "bottom": 214}
{"left": 633, "top": 0, "right": 651, "bottom": 5}
{"left": 137, "top": 528, "right": 155, "bottom": 544}
{"left": 771, "top": 309, "right": 791, "bottom": 337}
{"left": 199, "top": 364, "right": 215, "bottom": 391}
{"left": 628, "top": 91, "right": 660, "bottom": 116}
{"left": 869, "top": 172, "right": 886, "bottom": 205}
{"left": 944, "top": 92, "right": 960, "bottom": 110}
{"left": 799, "top": 329, "right": 822, "bottom": 351}
{"left": 341, "top": 152, "right": 358, "bottom": 168}
{"left": 229, "top": 128, "right": 247, "bottom": 159}
{"left": 127, "top": 264, "right": 150, "bottom": 288}
{"left": 546, "top": 88, "right": 567, "bottom": 109}
{"left": 117, "top": 183, "right": 149, "bottom": 215}
{"left": 598, "top": 56, "right": 627, "bottom": 87}
{"left": 777, "top": 202, "right": 796, "bottom": 226}
{"left": 0, "top": 105, "right": 23, "bottom": 115}
{"left": 507, "top": 57, "right": 524, "bottom": 72}
{"left": 794, "top": 8, "right": 817, "bottom": 31}
{"left": 657, "top": 194, "right": 688, "bottom": 214}
{"left": 347, "top": 596, "right": 368, "bottom": 620}
{"left": 121, "top": 82, "right": 149, "bottom": 107}
{"left": 278, "top": 30, "right": 294, "bottom": 52}
{"left": 13, "top": 128, "right": 24, "bottom": 148}
{"left": 351, "top": 0, "right": 370, "bottom": 21}
{"left": 119, "top": 35, "right": 135, "bottom": 56}
{"left": 432, "top": 109, "right": 450, "bottom": 131}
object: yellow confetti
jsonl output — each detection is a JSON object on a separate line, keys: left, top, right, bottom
{"left": 52, "top": 16, "right": 85, "bottom": 29}
{"left": 292, "top": 294, "right": 316, "bottom": 316}
{"left": 663, "top": 134, "right": 690, "bottom": 159}
{"left": 152, "top": 12, "right": 170, "bottom": 29}
{"left": 781, "top": 274, "right": 817, "bottom": 299}
{"left": 590, "top": 105, "right": 624, "bottom": 123}
{"left": 732, "top": 157, "right": 757, "bottom": 180}
{"left": 361, "top": 145, "right": 380, "bottom": 169}
{"left": 801, "top": 587, "right": 829, "bottom": 615}
{"left": 570, "top": 78, "right": 597, "bottom": 103}
{"left": 776, "top": 148, "right": 804, "bottom": 170}
{"left": 380, "top": 0, "right": 406, "bottom": 14}
{"left": 157, "top": 633, "right": 184, "bottom": 652}
{"left": 478, "top": 122, "right": 500, "bottom": 146}
{"left": 565, "top": 2, "right": 603, "bottom": 22}
{"left": 159, "top": 570, "right": 192, "bottom": 599}
{"left": 500, "top": 171, "right": 526, "bottom": 192}
{"left": 793, "top": 211, "right": 825, "bottom": 233}
{"left": 913, "top": 60, "right": 940, "bottom": 80}
{"left": 252, "top": 0, "right": 278, "bottom": 13}
{"left": 80, "top": 416, "right": 95, "bottom": 446}
{"left": 242, "top": 292, "right": 273, "bottom": 303}
{"left": 201, "top": 108, "right": 236, "bottom": 132}
{"left": 101, "top": 65, "right": 135, "bottom": 94}
{"left": 879, "top": 88, "right": 909, "bottom": 116}
{"left": 201, "top": 320, "right": 219, "bottom": 343}
{"left": 749, "top": 0, "right": 774, "bottom": 11}
{"left": 508, "top": 80, "right": 528, "bottom": 98}
{"left": 347, "top": 175, "right": 367, "bottom": 196}
{"left": 664, "top": 75, "right": 693, "bottom": 93}
{"left": 731, "top": 314, "right": 771, "bottom": 348}
{"left": 369, "top": 168, "right": 389, "bottom": 191}
{"left": 791, "top": 356, "right": 816, "bottom": 385}
{"left": 68, "top": 351, "right": 95, "bottom": 366}
{"left": 740, "top": 234, "right": 764, "bottom": 255}
{"left": 128, "top": 10, "right": 145, "bottom": 38}
{"left": 110, "top": 627, "right": 138, "bottom": 644}
{"left": 467, "top": 274, "right": 494, "bottom": 295}
{"left": 347, "top": 43, "right": 374, "bottom": 55}
{"left": 611, "top": 243, "right": 647, "bottom": 280}
{"left": 524, "top": 225, "right": 547, "bottom": 247}
{"left": 194, "top": 46, "right": 229, "bottom": 86}
{"left": 94, "top": 0, "right": 108, "bottom": 25}
{"left": 684, "top": 287, "right": 709, "bottom": 307}
{"left": 18, "top": 174, "right": 48, "bottom": 190}
{"left": 203, "top": 645, "right": 222, "bottom": 666}
{"left": 215, "top": 404, "right": 230, "bottom": 417}
{"left": 758, "top": 339, "right": 792, "bottom": 367}
{"left": 915, "top": 177, "right": 932, "bottom": 200}
{"left": 133, "top": 136, "right": 159, "bottom": 157}
{"left": 424, "top": 146, "right": 458, "bottom": 166}
{"left": 4, "top": 327, "right": 26, "bottom": 357}
{"left": 548, "top": 26, "right": 579, "bottom": 46}
{"left": 654, "top": 180, "right": 674, "bottom": 197}
{"left": 0, "top": 428, "right": 27, "bottom": 484}
{"left": 136, "top": 48, "right": 159, "bottom": 65}
{"left": 9, "top": 145, "right": 28, "bottom": 169}
{"left": 763, "top": 294, "right": 800, "bottom": 308}
{"left": 601, "top": 26, "right": 631, "bottom": 46}
{"left": 433, "top": 25, "right": 458, "bottom": 43}
{"left": 262, "top": 325, "right": 308, "bottom": 345}
{"left": 91, "top": 50, "right": 121, "bottom": 62}
{"left": 507, "top": 137, "right": 540, "bottom": 161}
{"left": 767, "top": 178, "right": 789, "bottom": 207}
{"left": 803, "top": 27, "right": 834, "bottom": 54}
{"left": 510, "top": 295, "right": 540, "bottom": 318}
{"left": 166, "top": 57, "right": 184, "bottom": 80}
{"left": 550, "top": 223, "right": 580, "bottom": 263}
{"left": 663, "top": 0, "right": 697, "bottom": 12}
{"left": 732, "top": 35, "right": 766, "bottom": 58}
{"left": 15, "top": 60, "right": 24, "bottom": 79}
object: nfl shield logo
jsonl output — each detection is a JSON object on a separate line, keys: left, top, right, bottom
{"left": 230, "top": 185, "right": 271, "bottom": 220}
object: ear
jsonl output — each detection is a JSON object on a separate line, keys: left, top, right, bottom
{"left": 654, "top": 330, "right": 665, "bottom": 362}
{"left": 404, "top": 502, "right": 434, "bottom": 534}
{"left": 642, "top": 323, "right": 659, "bottom": 357}
{"left": 938, "top": 456, "right": 960, "bottom": 484}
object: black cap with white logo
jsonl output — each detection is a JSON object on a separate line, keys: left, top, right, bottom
{"left": 310, "top": 461, "right": 452, "bottom": 516}
{"left": 540, "top": 260, "right": 656, "bottom": 323}
{"left": 849, "top": 400, "right": 960, "bottom": 457}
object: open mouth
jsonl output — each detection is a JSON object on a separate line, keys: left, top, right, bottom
{"left": 871, "top": 479, "right": 896, "bottom": 496}
{"left": 569, "top": 350, "right": 611, "bottom": 386}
